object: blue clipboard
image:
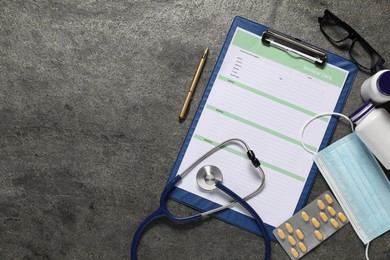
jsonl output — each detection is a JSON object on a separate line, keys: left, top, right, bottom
{"left": 167, "top": 16, "right": 358, "bottom": 241}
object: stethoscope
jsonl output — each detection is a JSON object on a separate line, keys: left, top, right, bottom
{"left": 131, "top": 138, "right": 271, "bottom": 260}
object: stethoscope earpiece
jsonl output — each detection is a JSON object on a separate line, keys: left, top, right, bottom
{"left": 196, "top": 165, "right": 223, "bottom": 191}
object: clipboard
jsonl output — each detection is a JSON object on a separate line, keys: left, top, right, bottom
{"left": 167, "top": 16, "right": 358, "bottom": 241}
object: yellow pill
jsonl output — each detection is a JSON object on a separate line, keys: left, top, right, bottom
{"left": 291, "top": 248, "right": 299, "bottom": 258}
{"left": 314, "top": 230, "right": 323, "bottom": 241}
{"left": 299, "top": 242, "right": 307, "bottom": 252}
{"left": 325, "top": 194, "right": 333, "bottom": 204}
{"left": 277, "top": 228, "right": 286, "bottom": 239}
{"left": 317, "top": 199, "right": 326, "bottom": 210}
{"left": 288, "top": 235, "right": 297, "bottom": 246}
{"left": 296, "top": 229, "right": 305, "bottom": 240}
{"left": 311, "top": 217, "right": 321, "bottom": 228}
{"left": 330, "top": 218, "right": 340, "bottom": 228}
{"left": 285, "top": 223, "right": 294, "bottom": 233}
{"left": 327, "top": 206, "right": 336, "bottom": 216}
{"left": 319, "top": 212, "right": 329, "bottom": 222}
{"left": 301, "top": 211, "right": 310, "bottom": 222}
{"left": 338, "top": 212, "right": 348, "bottom": 223}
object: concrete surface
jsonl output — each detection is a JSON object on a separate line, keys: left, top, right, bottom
{"left": 0, "top": 0, "right": 389, "bottom": 259}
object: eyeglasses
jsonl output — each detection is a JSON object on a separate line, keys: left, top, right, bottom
{"left": 318, "top": 10, "right": 385, "bottom": 73}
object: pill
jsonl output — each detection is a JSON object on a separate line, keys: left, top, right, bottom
{"left": 314, "top": 230, "right": 323, "bottom": 240}
{"left": 325, "top": 194, "right": 333, "bottom": 204}
{"left": 319, "top": 212, "right": 328, "bottom": 222}
{"left": 285, "top": 223, "right": 294, "bottom": 233}
{"left": 330, "top": 218, "right": 339, "bottom": 228}
{"left": 338, "top": 212, "right": 348, "bottom": 223}
{"left": 277, "top": 228, "right": 286, "bottom": 239}
{"left": 301, "top": 211, "right": 310, "bottom": 222}
{"left": 327, "top": 206, "right": 336, "bottom": 216}
{"left": 295, "top": 229, "right": 305, "bottom": 240}
{"left": 288, "top": 235, "right": 297, "bottom": 246}
{"left": 311, "top": 217, "right": 321, "bottom": 228}
{"left": 291, "top": 248, "right": 299, "bottom": 258}
{"left": 317, "top": 199, "right": 326, "bottom": 210}
{"left": 299, "top": 242, "right": 307, "bottom": 252}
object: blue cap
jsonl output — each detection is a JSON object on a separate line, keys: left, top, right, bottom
{"left": 377, "top": 71, "right": 390, "bottom": 96}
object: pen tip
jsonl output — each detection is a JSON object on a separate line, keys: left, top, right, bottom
{"left": 203, "top": 47, "right": 209, "bottom": 57}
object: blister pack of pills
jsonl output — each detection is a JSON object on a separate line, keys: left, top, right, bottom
{"left": 273, "top": 191, "right": 348, "bottom": 259}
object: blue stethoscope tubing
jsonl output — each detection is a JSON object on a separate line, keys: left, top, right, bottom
{"left": 131, "top": 139, "right": 271, "bottom": 260}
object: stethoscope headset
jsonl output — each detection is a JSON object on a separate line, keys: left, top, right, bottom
{"left": 131, "top": 138, "right": 271, "bottom": 259}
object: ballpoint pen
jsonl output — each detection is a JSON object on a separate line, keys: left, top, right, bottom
{"left": 179, "top": 47, "right": 209, "bottom": 121}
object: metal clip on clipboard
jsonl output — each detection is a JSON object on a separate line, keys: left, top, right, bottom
{"left": 262, "top": 29, "right": 327, "bottom": 66}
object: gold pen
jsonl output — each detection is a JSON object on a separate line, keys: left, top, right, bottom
{"left": 179, "top": 47, "right": 209, "bottom": 121}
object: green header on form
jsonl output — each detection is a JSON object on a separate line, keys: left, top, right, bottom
{"left": 232, "top": 29, "right": 348, "bottom": 87}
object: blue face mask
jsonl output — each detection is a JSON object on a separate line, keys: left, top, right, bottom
{"left": 301, "top": 113, "right": 390, "bottom": 245}
{"left": 314, "top": 132, "right": 390, "bottom": 244}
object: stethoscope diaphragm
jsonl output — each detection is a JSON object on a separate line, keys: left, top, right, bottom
{"left": 196, "top": 165, "right": 223, "bottom": 191}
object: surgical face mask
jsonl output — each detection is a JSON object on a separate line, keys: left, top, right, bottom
{"left": 301, "top": 113, "right": 390, "bottom": 245}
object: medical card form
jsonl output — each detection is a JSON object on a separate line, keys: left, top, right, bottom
{"left": 169, "top": 20, "right": 355, "bottom": 238}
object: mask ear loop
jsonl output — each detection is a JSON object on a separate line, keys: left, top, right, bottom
{"left": 365, "top": 242, "right": 370, "bottom": 260}
{"left": 300, "top": 112, "right": 355, "bottom": 155}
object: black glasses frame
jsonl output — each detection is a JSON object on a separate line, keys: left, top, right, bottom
{"left": 318, "top": 9, "right": 385, "bottom": 73}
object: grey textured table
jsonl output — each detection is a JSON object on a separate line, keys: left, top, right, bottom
{"left": 1, "top": 1, "right": 389, "bottom": 259}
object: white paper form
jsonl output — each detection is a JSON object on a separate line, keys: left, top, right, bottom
{"left": 175, "top": 28, "right": 349, "bottom": 228}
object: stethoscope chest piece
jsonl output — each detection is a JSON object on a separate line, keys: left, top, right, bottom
{"left": 196, "top": 165, "right": 223, "bottom": 191}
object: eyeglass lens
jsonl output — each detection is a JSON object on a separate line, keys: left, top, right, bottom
{"left": 350, "top": 41, "right": 382, "bottom": 70}
{"left": 320, "top": 14, "right": 350, "bottom": 42}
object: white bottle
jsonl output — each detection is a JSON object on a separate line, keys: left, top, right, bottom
{"left": 361, "top": 70, "right": 390, "bottom": 104}
{"left": 350, "top": 101, "right": 390, "bottom": 169}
